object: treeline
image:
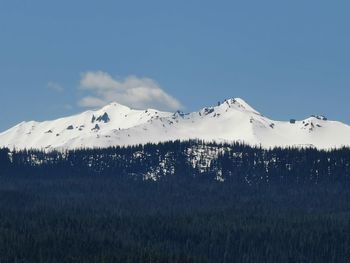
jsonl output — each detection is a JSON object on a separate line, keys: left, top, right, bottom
{"left": 1, "top": 140, "right": 350, "bottom": 186}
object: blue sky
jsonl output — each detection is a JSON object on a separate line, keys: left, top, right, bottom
{"left": 1, "top": 0, "right": 349, "bottom": 131}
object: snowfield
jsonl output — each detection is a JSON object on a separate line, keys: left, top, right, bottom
{"left": 0, "top": 98, "right": 349, "bottom": 150}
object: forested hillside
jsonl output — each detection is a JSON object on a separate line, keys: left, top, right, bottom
{"left": 0, "top": 141, "right": 350, "bottom": 262}
{"left": 1, "top": 140, "right": 350, "bottom": 185}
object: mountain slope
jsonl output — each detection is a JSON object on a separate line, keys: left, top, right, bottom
{"left": 0, "top": 103, "right": 172, "bottom": 150}
{"left": 0, "top": 98, "right": 349, "bottom": 150}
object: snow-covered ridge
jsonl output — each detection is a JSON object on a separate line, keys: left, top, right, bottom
{"left": 0, "top": 98, "right": 349, "bottom": 150}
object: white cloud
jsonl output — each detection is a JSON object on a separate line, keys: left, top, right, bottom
{"left": 47, "top": 81, "right": 64, "bottom": 93}
{"left": 78, "top": 96, "right": 106, "bottom": 108}
{"left": 78, "top": 71, "right": 183, "bottom": 111}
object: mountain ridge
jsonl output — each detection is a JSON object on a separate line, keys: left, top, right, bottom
{"left": 1, "top": 98, "right": 349, "bottom": 150}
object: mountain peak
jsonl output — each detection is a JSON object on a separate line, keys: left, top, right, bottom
{"left": 217, "top": 97, "right": 261, "bottom": 115}
{"left": 101, "top": 102, "right": 131, "bottom": 111}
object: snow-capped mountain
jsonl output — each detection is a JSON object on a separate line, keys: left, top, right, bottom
{"left": 0, "top": 98, "right": 349, "bottom": 150}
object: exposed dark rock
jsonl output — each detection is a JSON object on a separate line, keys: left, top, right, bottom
{"left": 67, "top": 125, "right": 74, "bottom": 130}
{"left": 91, "top": 124, "right": 100, "bottom": 131}
{"left": 204, "top": 108, "right": 214, "bottom": 115}
{"left": 96, "top": 112, "right": 110, "bottom": 123}
{"left": 311, "top": 115, "right": 328, "bottom": 121}
{"left": 173, "top": 111, "right": 185, "bottom": 118}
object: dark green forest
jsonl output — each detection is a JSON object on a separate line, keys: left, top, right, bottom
{"left": 0, "top": 140, "right": 350, "bottom": 262}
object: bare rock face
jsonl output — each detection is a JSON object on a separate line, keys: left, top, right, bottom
{"left": 96, "top": 112, "right": 110, "bottom": 123}
{"left": 311, "top": 115, "right": 328, "bottom": 121}
{"left": 92, "top": 124, "right": 100, "bottom": 131}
